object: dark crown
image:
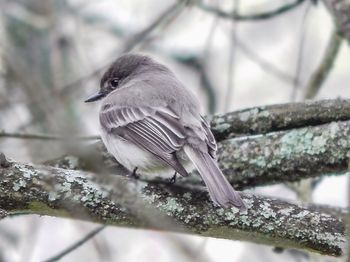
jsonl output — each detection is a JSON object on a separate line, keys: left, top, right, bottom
{"left": 100, "top": 54, "right": 154, "bottom": 88}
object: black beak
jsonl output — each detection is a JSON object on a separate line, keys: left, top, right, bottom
{"left": 84, "top": 91, "right": 106, "bottom": 103}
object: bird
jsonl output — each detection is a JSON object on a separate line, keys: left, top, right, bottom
{"left": 85, "top": 53, "right": 246, "bottom": 210}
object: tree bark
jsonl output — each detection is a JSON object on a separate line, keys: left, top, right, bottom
{"left": 0, "top": 160, "right": 345, "bottom": 257}
{"left": 210, "top": 98, "right": 350, "bottom": 140}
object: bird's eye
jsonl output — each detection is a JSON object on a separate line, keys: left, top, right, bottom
{"left": 109, "top": 78, "right": 119, "bottom": 88}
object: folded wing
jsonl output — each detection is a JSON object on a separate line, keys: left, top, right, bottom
{"left": 100, "top": 104, "right": 189, "bottom": 176}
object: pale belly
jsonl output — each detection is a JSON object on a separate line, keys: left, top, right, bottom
{"left": 101, "top": 132, "right": 194, "bottom": 178}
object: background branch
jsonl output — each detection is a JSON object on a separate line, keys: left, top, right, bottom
{"left": 197, "top": 0, "right": 306, "bottom": 21}
{"left": 0, "top": 131, "right": 99, "bottom": 141}
{"left": 43, "top": 226, "right": 105, "bottom": 262}
{"left": 322, "top": 0, "right": 350, "bottom": 43}
{"left": 304, "top": 29, "right": 343, "bottom": 99}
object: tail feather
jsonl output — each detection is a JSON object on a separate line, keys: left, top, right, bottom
{"left": 184, "top": 146, "right": 246, "bottom": 211}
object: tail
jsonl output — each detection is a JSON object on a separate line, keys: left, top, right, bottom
{"left": 184, "top": 146, "right": 246, "bottom": 211}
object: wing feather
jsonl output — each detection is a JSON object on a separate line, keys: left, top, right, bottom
{"left": 100, "top": 105, "right": 189, "bottom": 176}
{"left": 201, "top": 117, "right": 217, "bottom": 159}
{"left": 100, "top": 104, "right": 218, "bottom": 176}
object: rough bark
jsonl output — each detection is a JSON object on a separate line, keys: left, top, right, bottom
{"left": 0, "top": 161, "right": 345, "bottom": 257}
{"left": 216, "top": 120, "right": 350, "bottom": 189}
{"left": 209, "top": 98, "right": 350, "bottom": 140}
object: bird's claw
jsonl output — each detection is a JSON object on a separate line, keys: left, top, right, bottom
{"left": 168, "top": 172, "right": 177, "bottom": 184}
{"left": 128, "top": 167, "right": 140, "bottom": 179}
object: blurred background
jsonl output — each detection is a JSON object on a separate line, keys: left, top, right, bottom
{"left": 0, "top": 0, "right": 349, "bottom": 261}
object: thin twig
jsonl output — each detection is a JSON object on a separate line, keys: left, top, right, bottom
{"left": 304, "top": 29, "right": 342, "bottom": 99}
{"left": 43, "top": 226, "right": 106, "bottom": 262}
{"left": 200, "top": 0, "right": 220, "bottom": 114}
{"left": 0, "top": 131, "right": 99, "bottom": 141}
{"left": 322, "top": 0, "right": 350, "bottom": 43}
{"left": 123, "top": 0, "right": 188, "bottom": 52}
{"left": 135, "top": 1, "right": 188, "bottom": 51}
{"left": 290, "top": 2, "right": 312, "bottom": 101}
{"left": 8, "top": 211, "right": 33, "bottom": 217}
{"left": 236, "top": 38, "right": 300, "bottom": 86}
{"left": 224, "top": 0, "right": 239, "bottom": 112}
{"left": 198, "top": 0, "right": 306, "bottom": 21}
{"left": 175, "top": 56, "right": 217, "bottom": 114}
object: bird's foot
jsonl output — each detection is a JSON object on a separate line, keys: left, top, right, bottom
{"left": 168, "top": 172, "right": 177, "bottom": 184}
{"left": 128, "top": 167, "right": 140, "bottom": 179}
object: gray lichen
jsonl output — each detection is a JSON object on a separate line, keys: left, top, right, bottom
{"left": 210, "top": 98, "right": 350, "bottom": 140}
{"left": 214, "top": 120, "right": 350, "bottom": 189}
{"left": 0, "top": 209, "right": 7, "bottom": 219}
{"left": 0, "top": 161, "right": 346, "bottom": 256}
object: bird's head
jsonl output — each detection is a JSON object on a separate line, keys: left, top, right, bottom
{"left": 85, "top": 53, "right": 154, "bottom": 103}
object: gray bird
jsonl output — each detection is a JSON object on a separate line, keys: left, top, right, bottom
{"left": 85, "top": 53, "right": 245, "bottom": 210}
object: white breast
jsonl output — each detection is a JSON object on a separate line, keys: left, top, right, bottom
{"left": 101, "top": 132, "right": 152, "bottom": 170}
{"left": 100, "top": 130, "right": 196, "bottom": 179}
{"left": 100, "top": 131, "right": 179, "bottom": 178}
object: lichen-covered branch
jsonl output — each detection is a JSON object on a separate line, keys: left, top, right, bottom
{"left": 216, "top": 120, "right": 350, "bottom": 189}
{"left": 0, "top": 209, "right": 7, "bottom": 219}
{"left": 210, "top": 98, "right": 350, "bottom": 141}
{"left": 0, "top": 161, "right": 345, "bottom": 256}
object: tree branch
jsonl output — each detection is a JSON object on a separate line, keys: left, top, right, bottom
{"left": 43, "top": 226, "right": 105, "bottom": 262}
{"left": 197, "top": 0, "right": 306, "bottom": 21}
{"left": 304, "top": 29, "right": 343, "bottom": 99}
{"left": 0, "top": 131, "right": 99, "bottom": 141}
{"left": 322, "top": 0, "right": 350, "bottom": 43}
{"left": 0, "top": 160, "right": 345, "bottom": 257}
{"left": 210, "top": 98, "right": 350, "bottom": 140}
{"left": 217, "top": 119, "right": 350, "bottom": 189}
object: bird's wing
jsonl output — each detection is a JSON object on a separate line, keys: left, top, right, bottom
{"left": 200, "top": 116, "right": 217, "bottom": 159}
{"left": 99, "top": 104, "right": 190, "bottom": 176}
